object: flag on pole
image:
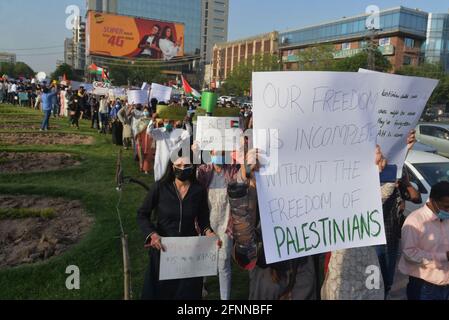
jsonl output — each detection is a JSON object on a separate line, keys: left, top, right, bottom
{"left": 181, "top": 75, "right": 201, "bottom": 99}
{"left": 88, "top": 63, "right": 103, "bottom": 75}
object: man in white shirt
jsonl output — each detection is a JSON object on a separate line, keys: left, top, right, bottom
{"left": 147, "top": 113, "right": 192, "bottom": 181}
{"left": 10, "top": 82, "right": 18, "bottom": 105}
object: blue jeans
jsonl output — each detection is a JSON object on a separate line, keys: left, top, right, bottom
{"left": 52, "top": 103, "right": 60, "bottom": 117}
{"left": 407, "top": 276, "right": 449, "bottom": 300}
{"left": 41, "top": 109, "right": 52, "bottom": 130}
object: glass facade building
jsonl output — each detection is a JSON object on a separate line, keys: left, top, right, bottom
{"left": 280, "top": 7, "right": 428, "bottom": 47}
{"left": 115, "top": 0, "right": 202, "bottom": 55}
{"left": 424, "top": 13, "right": 449, "bottom": 72}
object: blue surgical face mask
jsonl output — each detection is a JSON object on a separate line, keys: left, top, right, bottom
{"left": 211, "top": 155, "right": 224, "bottom": 165}
{"left": 438, "top": 209, "right": 449, "bottom": 221}
{"left": 143, "top": 111, "right": 150, "bottom": 117}
{"left": 164, "top": 123, "right": 173, "bottom": 131}
{"left": 435, "top": 202, "right": 449, "bottom": 221}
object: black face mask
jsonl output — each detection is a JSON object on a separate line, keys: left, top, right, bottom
{"left": 174, "top": 167, "right": 193, "bottom": 182}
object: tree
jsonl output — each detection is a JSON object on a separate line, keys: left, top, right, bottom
{"left": 333, "top": 49, "right": 392, "bottom": 72}
{"left": 295, "top": 45, "right": 336, "bottom": 71}
{"left": 109, "top": 64, "right": 167, "bottom": 86}
{"left": 292, "top": 45, "right": 392, "bottom": 72}
{"left": 220, "top": 54, "right": 281, "bottom": 96}
{"left": 0, "top": 61, "right": 35, "bottom": 79}
{"left": 51, "top": 63, "right": 82, "bottom": 81}
{"left": 396, "top": 63, "right": 449, "bottom": 107}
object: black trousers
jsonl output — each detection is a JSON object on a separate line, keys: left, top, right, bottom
{"left": 141, "top": 248, "right": 203, "bottom": 300}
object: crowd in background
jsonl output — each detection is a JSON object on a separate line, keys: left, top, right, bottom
{"left": 2, "top": 77, "right": 447, "bottom": 301}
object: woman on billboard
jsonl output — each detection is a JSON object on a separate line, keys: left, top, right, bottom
{"left": 159, "top": 26, "right": 183, "bottom": 61}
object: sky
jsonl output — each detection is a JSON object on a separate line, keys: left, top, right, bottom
{"left": 0, "top": 0, "right": 448, "bottom": 74}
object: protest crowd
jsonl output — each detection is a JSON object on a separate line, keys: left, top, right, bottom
{"left": 1, "top": 72, "right": 448, "bottom": 302}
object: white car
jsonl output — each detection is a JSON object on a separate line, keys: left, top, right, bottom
{"left": 404, "top": 150, "right": 449, "bottom": 216}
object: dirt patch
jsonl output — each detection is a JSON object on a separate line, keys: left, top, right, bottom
{"left": 0, "top": 124, "right": 61, "bottom": 131}
{"left": 0, "top": 133, "right": 94, "bottom": 145}
{"left": 0, "top": 114, "right": 43, "bottom": 121}
{"left": 0, "top": 152, "right": 81, "bottom": 174}
{"left": 0, "top": 195, "right": 93, "bottom": 269}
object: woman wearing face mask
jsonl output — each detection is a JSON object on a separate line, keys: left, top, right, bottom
{"left": 134, "top": 107, "right": 154, "bottom": 175}
{"left": 137, "top": 156, "right": 220, "bottom": 300}
{"left": 196, "top": 150, "right": 241, "bottom": 300}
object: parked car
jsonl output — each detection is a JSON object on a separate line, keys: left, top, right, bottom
{"left": 415, "top": 123, "right": 449, "bottom": 158}
{"left": 403, "top": 150, "right": 449, "bottom": 216}
{"left": 412, "top": 141, "right": 437, "bottom": 153}
{"left": 219, "top": 95, "right": 232, "bottom": 104}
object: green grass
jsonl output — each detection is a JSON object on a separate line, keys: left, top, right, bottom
{"left": 0, "top": 104, "right": 249, "bottom": 300}
{"left": 0, "top": 208, "right": 56, "bottom": 220}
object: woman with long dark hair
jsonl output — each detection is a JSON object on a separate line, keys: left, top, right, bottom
{"left": 158, "top": 26, "right": 183, "bottom": 61}
{"left": 137, "top": 155, "right": 220, "bottom": 300}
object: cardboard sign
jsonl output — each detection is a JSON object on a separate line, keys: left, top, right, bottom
{"left": 252, "top": 71, "right": 386, "bottom": 264}
{"left": 359, "top": 69, "right": 439, "bottom": 177}
{"left": 195, "top": 116, "right": 241, "bottom": 151}
{"left": 150, "top": 83, "right": 172, "bottom": 103}
{"left": 127, "top": 89, "right": 149, "bottom": 105}
{"left": 159, "top": 236, "right": 218, "bottom": 280}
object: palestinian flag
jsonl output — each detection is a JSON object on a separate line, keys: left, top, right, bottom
{"left": 230, "top": 120, "right": 240, "bottom": 128}
{"left": 89, "top": 63, "right": 110, "bottom": 81}
{"left": 181, "top": 75, "right": 201, "bottom": 99}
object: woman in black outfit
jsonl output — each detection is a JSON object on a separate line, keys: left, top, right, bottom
{"left": 137, "top": 156, "right": 220, "bottom": 300}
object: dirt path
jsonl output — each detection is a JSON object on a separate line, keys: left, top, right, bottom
{"left": 0, "top": 133, "right": 94, "bottom": 145}
{"left": 0, "top": 195, "right": 93, "bottom": 269}
{"left": 0, "top": 124, "right": 61, "bottom": 131}
{"left": 0, "top": 152, "right": 81, "bottom": 173}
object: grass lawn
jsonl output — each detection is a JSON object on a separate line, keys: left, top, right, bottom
{"left": 0, "top": 104, "right": 249, "bottom": 300}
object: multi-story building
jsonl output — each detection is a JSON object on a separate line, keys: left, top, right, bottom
{"left": 64, "top": 38, "right": 74, "bottom": 67}
{"left": 210, "top": 31, "right": 279, "bottom": 87}
{"left": 424, "top": 13, "right": 449, "bottom": 71}
{"left": 279, "top": 6, "right": 430, "bottom": 72}
{"left": 201, "top": 0, "right": 229, "bottom": 63}
{"left": 87, "top": 0, "right": 117, "bottom": 13}
{"left": 0, "top": 52, "right": 16, "bottom": 64}
{"left": 73, "top": 16, "right": 86, "bottom": 70}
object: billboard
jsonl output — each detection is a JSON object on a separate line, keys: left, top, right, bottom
{"left": 87, "top": 11, "right": 184, "bottom": 61}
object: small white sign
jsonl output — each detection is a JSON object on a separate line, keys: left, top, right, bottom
{"left": 159, "top": 236, "right": 218, "bottom": 281}
{"left": 150, "top": 83, "right": 172, "bottom": 103}
{"left": 195, "top": 116, "right": 241, "bottom": 151}
{"left": 128, "top": 90, "right": 149, "bottom": 105}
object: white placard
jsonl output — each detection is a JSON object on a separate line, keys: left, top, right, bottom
{"left": 195, "top": 116, "right": 241, "bottom": 151}
{"left": 252, "top": 71, "right": 386, "bottom": 264}
{"left": 359, "top": 69, "right": 439, "bottom": 177}
{"left": 150, "top": 83, "right": 172, "bottom": 103}
{"left": 127, "top": 90, "right": 149, "bottom": 105}
{"left": 109, "top": 88, "right": 126, "bottom": 98}
{"left": 93, "top": 86, "right": 109, "bottom": 95}
{"left": 141, "top": 82, "right": 150, "bottom": 91}
{"left": 159, "top": 236, "right": 218, "bottom": 281}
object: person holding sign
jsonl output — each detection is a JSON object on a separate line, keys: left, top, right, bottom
{"left": 399, "top": 181, "right": 449, "bottom": 300}
{"left": 137, "top": 155, "right": 220, "bottom": 300}
{"left": 197, "top": 150, "right": 241, "bottom": 300}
